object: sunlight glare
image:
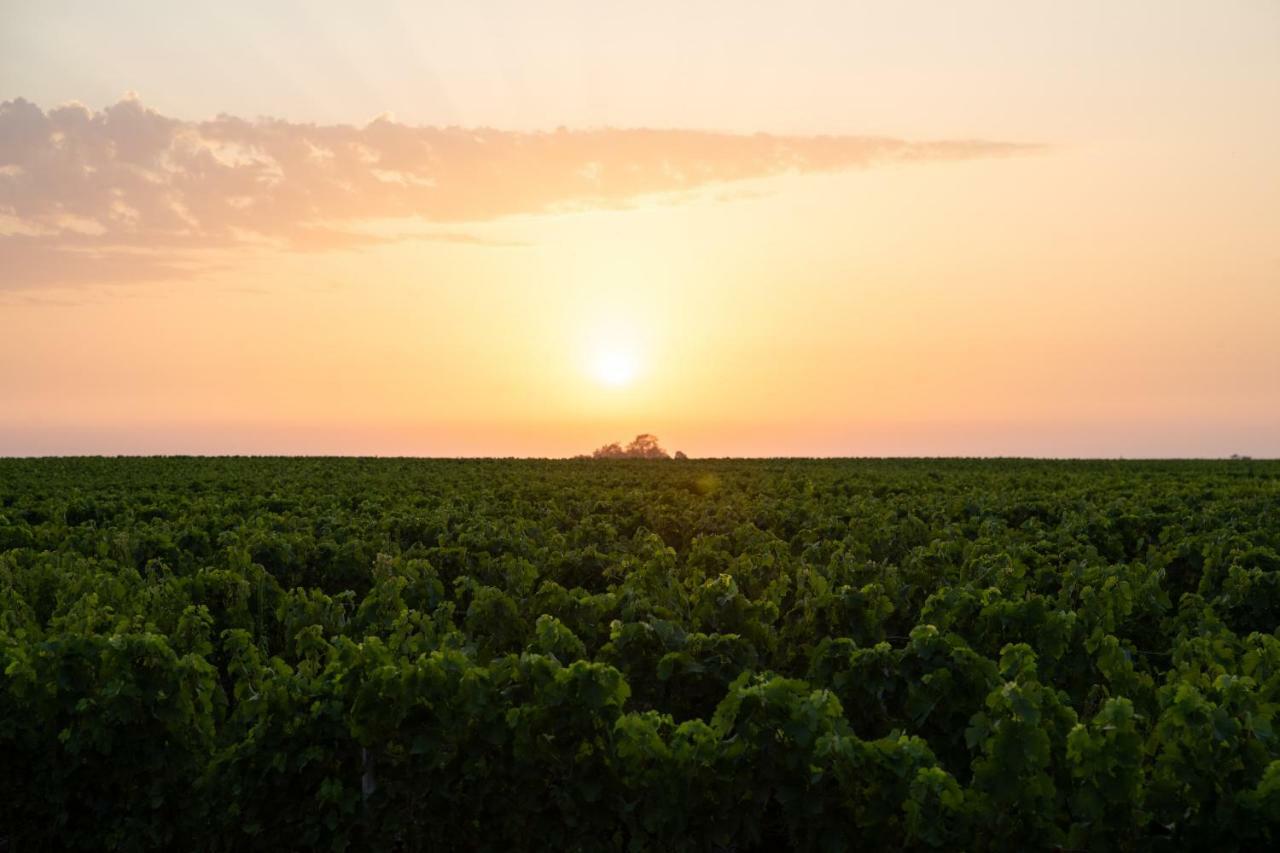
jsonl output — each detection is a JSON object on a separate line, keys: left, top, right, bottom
{"left": 592, "top": 346, "right": 640, "bottom": 387}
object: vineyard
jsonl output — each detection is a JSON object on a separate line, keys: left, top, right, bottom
{"left": 1, "top": 457, "right": 1278, "bottom": 850}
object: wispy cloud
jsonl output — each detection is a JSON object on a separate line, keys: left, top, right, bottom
{"left": 1, "top": 96, "right": 1039, "bottom": 290}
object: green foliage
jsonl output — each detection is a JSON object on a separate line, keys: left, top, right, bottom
{"left": 1, "top": 456, "right": 1278, "bottom": 849}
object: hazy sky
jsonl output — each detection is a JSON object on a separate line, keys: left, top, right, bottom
{"left": 2, "top": 1, "right": 1278, "bottom": 456}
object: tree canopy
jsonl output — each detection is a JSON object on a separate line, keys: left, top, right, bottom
{"left": 589, "top": 434, "right": 671, "bottom": 459}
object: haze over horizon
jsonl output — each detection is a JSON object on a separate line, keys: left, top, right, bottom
{"left": 3, "top": 1, "right": 1278, "bottom": 458}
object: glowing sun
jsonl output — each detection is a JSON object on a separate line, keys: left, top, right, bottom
{"left": 591, "top": 346, "right": 640, "bottom": 387}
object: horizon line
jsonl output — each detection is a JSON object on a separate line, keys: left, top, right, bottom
{"left": 0, "top": 454, "right": 1272, "bottom": 462}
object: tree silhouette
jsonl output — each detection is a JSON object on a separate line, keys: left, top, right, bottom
{"left": 592, "top": 442, "right": 624, "bottom": 458}
{"left": 625, "top": 434, "right": 667, "bottom": 459}
{"left": 590, "top": 434, "right": 671, "bottom": 459}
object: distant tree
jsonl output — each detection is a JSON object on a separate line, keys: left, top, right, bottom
{"left": 590, "top": 434, "right": 671, "bottom": 459}
{"left": 625, "top": 434, "right": 669, "bottom": 459}
{"left": 674, "top": 450, "right": 688, "bottom": 460}
{"left": 592, "top": 442, "right": 625, "bottom": 459}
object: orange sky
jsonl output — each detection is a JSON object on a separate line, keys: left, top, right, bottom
{"left": 2, "top": 2, "right": 1278, "bottom": 456}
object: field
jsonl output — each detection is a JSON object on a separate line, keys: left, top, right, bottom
{"left": 1, "top": 457, "right": 1278, "bottom": 850}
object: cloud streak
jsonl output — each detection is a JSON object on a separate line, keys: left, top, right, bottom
{"left": 1, "top": 96, "right": 1038, "bottom": 290}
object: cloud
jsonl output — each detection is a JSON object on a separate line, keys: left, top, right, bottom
{"left": 1, "top": 96, "right": 1038, "bottom": 290}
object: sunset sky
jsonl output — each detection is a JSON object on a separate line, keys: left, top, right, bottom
{"left": 2, "top": 1, "right": 1278, "bottom": 457}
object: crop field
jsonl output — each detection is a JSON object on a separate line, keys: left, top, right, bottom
{"left": 1, "top": 457, "right": 1278, "bottom": 850}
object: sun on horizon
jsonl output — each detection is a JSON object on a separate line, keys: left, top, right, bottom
{"left": 590, "top": 345, "right": 642, "bottom": 388}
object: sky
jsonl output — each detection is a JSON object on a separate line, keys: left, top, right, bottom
{"left": 2, "top": 1, "right": 1278, "bottom": 457}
